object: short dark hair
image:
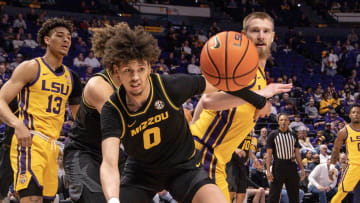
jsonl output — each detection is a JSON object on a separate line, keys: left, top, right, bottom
{"left": 37, "top": 18, "right": 73, "bottom": 48}
{"left": 277, "top": 113, "right": 288, "bottom": 121}
{"left": 349, "top": 104, "right": 360, "bottom": 112}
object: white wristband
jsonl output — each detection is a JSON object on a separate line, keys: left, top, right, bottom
{"left": 329, "top": 164, "right": 336, "bottom": 170}
{"left": 108, "top": 197, "right": 120, "bottom": 203}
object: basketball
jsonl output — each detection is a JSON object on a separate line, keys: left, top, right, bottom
{"left": 200, "top": 31, "right": 259, "bottom": 91}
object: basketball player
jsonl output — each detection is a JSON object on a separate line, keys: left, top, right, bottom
{"left": 63, "top": 24, "right": 126, "bottom": 203}
{"left": 0, "top": 18, "right": 82, "bottom": 203}
{"left": 330, "top": 104, "right": 360, "bottom": 203}
{"left": 227, "top": 133, "right": 259, "bottom": 203}
{"left": 0, "top": 99, "right": 18, "bottom": 203}
{"left": 190, "top": 12, "right": 283, "bottom": 201}
{"left": 98, "top": 23, "right": 290, "bottom": 203}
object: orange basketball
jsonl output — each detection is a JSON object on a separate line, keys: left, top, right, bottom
{"left": 200, "top": 31, "right": 259, "bottom": 91}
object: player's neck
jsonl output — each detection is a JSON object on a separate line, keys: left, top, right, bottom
{"left": 350, "top": 122, "right": 360, "bottom": 130}
{"left": 109, "top": 72, "right": 121, "bottom": 89}
{"left": 259, "top": 59, "right": 266, "bottom": 69}
{"left": 43, "top": 52, "right": 63, "bottom": 70}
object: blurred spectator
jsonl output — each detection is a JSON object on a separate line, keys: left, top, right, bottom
{"left": 298, "top": 127, "right": 316, "bottom": 153}
{"left": 347, "top": 29, "right": 359, "bottom": 44}
{"left": 333, "top": 40, "right": 342, "bottom": 55}
{"left": 345, "top": 39, "right": 354, "bottom": 51}
{"left": 314, "top": 86, "right": 323, "bottom": 103}
{"left": 12, "top": 33, "right": 24, "bottom": 49}
{"left": 73, "top": 36, "right": 87, "bottom": 53}
{"left": 73, "top": 52, "right": 87, "bottom": 68}
{"left": 319, "top": 144, "right": 330, "bottom": 163}
{"left": 302, "top": 150, "right": 313, "bottom": 169}
{"left": 27, "top": 8, "right": 38, "bottom": 24}
{"left": 257, "top": 127, "right": 268, "bottom": 149}
{"left": 289, "top": 114, "right": 306, "bottom": 132}
{"left": 308, "top": 159, "right": 337, "bottom": 203}
{"left": 13, "top": 14, "right": 27, "bottom": 30}
{"left": 10, "top": 53, "right": 23, "bottom": 70}
{"left": 268, "top": 97, "right": 278, "bottom": 115}
{"left": 0, "top": 14, "right": 10, "bottom": 31}
{"left": 84, "top": 51, "right": 100, "bottom": 68}
{"left": 327, "top": 49, "right": 338, "bottom": 77}
{"left": 279, "top": 101, "right": 296, "bottom": 119}
{"left": 280, "top": 92, "right": 290, "bottom": 107}
{"left": 313, "top": 130, "right": 327, "bottom": 146}
{"left": 319, "top": 92, "right": 336, "bottom": 115}
{"left": 209, "top": 22, "right": 221, "bottom": 34}
{"left": 81, "top": 1, "right": 90, "bottom": 13}
{"left": 305, "top": 97, "right": 320, "bottom": 119}
{"left": 197, "top": 29, "right": 208, "bottom": 44}
{"left": 165, "top": 52, "right": 178, "bottom": 68}
{"left": 3, "top": 27, "right": 15, "bottom": 52}
{"left": 24, "top": 33, "right": 38, "bottom": 48}
{"left": 308, "top": 153, "right": 320, "bottom": 171}
{"left": 80, "top": 66, "right": 93, "bottom": 85}
{"left": 154, "top": 58, "right": 169, "bottom": 74}
{"left": 182, "top": 40, "right": 192, "bottom": 55}
{"left": 187, "top": 56, "right": 201, "bottom": 75}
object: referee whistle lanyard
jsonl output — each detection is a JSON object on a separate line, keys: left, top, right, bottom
{"left": 29, "top": 130, "right": 64, "bottom": 151}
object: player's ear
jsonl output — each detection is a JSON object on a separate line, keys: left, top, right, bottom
{"left": 112, "top": 64, "right": 119, "bottom": 73}
{"left": 44, "top": 35, "right": 50, "bottom": 46}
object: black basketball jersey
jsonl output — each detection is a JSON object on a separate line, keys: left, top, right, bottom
{"left": 68, "top": 69, "right": 116, "bottom": 151}
{"left": 102, "top": 73, "right": 206, "bottom": 167}
{"left": 230, "top": 134, "right": 254, "bottom": 166}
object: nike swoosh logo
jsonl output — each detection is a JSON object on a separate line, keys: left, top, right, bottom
{"left": 210, "top": 36, "right": 220, "bottom": 49}
{"left": 42, "top": 73, "right": 48, "bottom": 75}
{"left": 127, "top": 120, "right": 136, "bottom": 128}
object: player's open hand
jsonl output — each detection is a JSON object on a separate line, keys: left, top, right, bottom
{"left": 14, "top": 120, "right": 32, "bottom": 147}
{"left": 258, "top": 83, "right": 293, "bottom": 98}
{"left": 254, "top": 101, "right": 271, "bottom": 120}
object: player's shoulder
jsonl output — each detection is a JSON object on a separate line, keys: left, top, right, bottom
{"left": 17, "top": 59, "right": 39, "bottom": 71}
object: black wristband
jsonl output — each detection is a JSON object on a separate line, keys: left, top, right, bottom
{"left": 226, "top": 88, "right": 266, "bottom": 109}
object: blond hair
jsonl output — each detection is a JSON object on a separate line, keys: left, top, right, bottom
{"left": 242, "top": 12, "right": 274, "bottom": 32}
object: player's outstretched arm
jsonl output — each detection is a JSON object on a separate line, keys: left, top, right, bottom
{"left": 100, "top": 137, "right": 120, "bottom": 201}
{"left": 199, "top": 83, "right": 292, "bottom": 111}
{"left": 0, "top": 60, "right": 38, "bottom": 147}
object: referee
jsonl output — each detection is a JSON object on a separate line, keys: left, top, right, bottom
{"left": 266, "top": 113, "right": 305, "bottom": 203}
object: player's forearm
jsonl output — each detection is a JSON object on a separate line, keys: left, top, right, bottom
{"left": 330, "top": 146, "right": 340, "bottom": 165}
{"left": 0, "top": 99, "right": 22, "bottom": 128}
{"left": 249, "top": 150, "right": 257, "bottom": 161}
{"left": 100, "top": 162, "right": 120, "bottom": 200}
{"left": 201, "top": 92, "right": 247, "bottom": 111}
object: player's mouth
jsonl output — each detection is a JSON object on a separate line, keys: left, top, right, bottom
{"left": 255, "top": 43, "right": 266, "bottom": 48}
{"left": 130, "top": 84, "right": 140, "bottom": 90}
{"left": 61, "top": 45, "right": 69, "bottom": 50}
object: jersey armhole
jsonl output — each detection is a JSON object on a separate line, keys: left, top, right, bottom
{"left": 108, "top": 98, "right": 126, "bottom": 139}
{"left": 155, "top": 74, "right": 180, "bottom": 111}
{"left": 28, "top": 58, "right": 41, "bottom": 87}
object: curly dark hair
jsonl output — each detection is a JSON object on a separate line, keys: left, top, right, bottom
{"left": 37, "top": 18, "right": 73, "bottom": 48}
{"left": 91, "top": 22, "right": 161, "bottom": 72}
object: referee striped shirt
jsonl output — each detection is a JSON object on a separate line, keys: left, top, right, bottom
{"left": 266, "top": 129, "right": 300, "bottom": 160}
